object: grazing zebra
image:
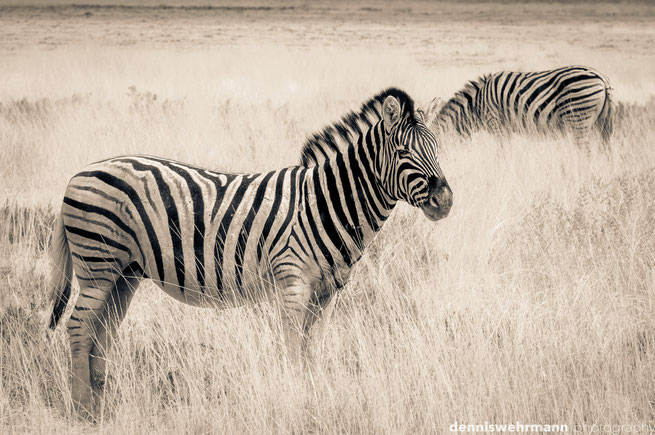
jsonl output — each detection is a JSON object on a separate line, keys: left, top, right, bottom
{"left": 419, "top": 65, "right": 613, "bottom": 144}
{"left": 48, "top": 88, "right": 453, "bottom": 417}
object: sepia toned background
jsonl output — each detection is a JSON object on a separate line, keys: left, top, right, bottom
{"left": 1, "top": 1, "right": 654, "bottom": 432}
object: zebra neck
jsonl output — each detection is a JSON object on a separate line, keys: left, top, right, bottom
{"left": 438, "top": 85, "right": 481, "bottom": 135}
{"left": 341, "top": 128, "right": 397, "bottom": 238}
{"left": 302, "top": 128, "right": 397, "bottom": 269}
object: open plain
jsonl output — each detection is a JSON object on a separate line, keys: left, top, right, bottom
{"left": 1, "top": 1, "right": 655, "bottom": 433}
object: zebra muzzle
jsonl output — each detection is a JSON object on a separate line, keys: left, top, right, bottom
{"left": 421, "top": 178, "right": 453, "bottom": 221}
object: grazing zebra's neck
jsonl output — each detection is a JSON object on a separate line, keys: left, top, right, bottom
{"left": 434, "top": 78, "right": 486, "bottom": 136}
{"left": 300, "top": 87, "right": 417, "bottom": 166}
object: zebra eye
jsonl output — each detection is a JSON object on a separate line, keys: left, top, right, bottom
{"left": 396, "top": 147, "right": 416, "bottom": 159}
{"left": 396, "top": 148, "right": 412, "bottom": 158}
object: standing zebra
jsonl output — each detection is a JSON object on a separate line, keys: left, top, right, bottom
{"left": 48, "top": 88, "right": 453, "bottom": 417}
{"left": 419, "top": 65, "right": 613, "bottom": 144}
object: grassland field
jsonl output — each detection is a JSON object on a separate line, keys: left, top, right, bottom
{"left": 1, "top": 1, "right": 655, "bottom": 433}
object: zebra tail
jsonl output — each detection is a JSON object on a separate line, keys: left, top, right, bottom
{"left": 596, "top": 82, "right": 614, "bottom": 144}
{"left": 48, "top": 211, "right": 73, "bottom": 330}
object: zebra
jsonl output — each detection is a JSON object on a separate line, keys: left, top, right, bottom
{"left": 48, "top": 88, "right": 453, "bottom": 417}
{"left": 418, "top": 65, "right": 614, "bottom": 145}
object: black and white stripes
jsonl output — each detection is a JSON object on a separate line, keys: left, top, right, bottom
{"left": 48, "top": 88, "right": 453, "bottom": 416}
{"left": 421, "top": 65, "right": 613, "bottom": 144}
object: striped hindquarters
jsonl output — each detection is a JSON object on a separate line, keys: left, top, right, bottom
{"left": 486, "top": 65, "right": 611, "bottom": 135}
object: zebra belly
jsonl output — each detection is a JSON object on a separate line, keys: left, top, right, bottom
{"left": 148, "top": 208, "right": 279, "bottom": 308}
{"left": 150, "top": 261, "right": 276, "bottom": 310}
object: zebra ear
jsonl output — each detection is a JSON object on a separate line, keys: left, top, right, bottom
{"left": 421, "top": 97, "right": 442, "bottom": 126}
{"left": 382, "top": 96, "right": 401, "bottom": 131}
{"left": 415, "top": 108, "right": 427, "bottom": 123}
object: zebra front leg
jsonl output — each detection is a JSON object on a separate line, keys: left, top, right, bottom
{"left": 89, "top": 273, "right": 140, "bottom": 402}
{"left": 67, "top": 285, "right": 112, "bottom": 420}
{"left": 306, "top": 290, "right": 338, "bottom": 365}
{"left": 278, "top": 281, "right": 313, "bottom": 366}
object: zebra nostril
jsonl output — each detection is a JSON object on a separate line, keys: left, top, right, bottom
{"left": 429, "top": 185, "right": 452, "bottom": 210}
{"left": 440, "top": 186, "right": 453, "bottom": 209}
{"left": 427, "top": 179, "right": 452, "bottom": 210}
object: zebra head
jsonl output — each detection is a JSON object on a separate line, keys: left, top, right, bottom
{"left": 378, "top": 95, "right": 453, "bottom": 221}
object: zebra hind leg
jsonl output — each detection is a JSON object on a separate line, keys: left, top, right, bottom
{"left": 67, "top": 283, "right": 113, "bottom": 420}
{"left": 89, "top": 265, "right": 142, "bottom": 409}
{"left": 571, "top": 126, "right": 593, "bottom": 154}
{"left": 559, "top": 111, "right": 595, "bottom": 152}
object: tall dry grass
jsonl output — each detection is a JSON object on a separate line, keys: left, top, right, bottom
{"left": 1, "top": 46, "right": 654, "bottom": 433}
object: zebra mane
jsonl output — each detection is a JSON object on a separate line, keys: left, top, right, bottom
{"left": 440, "top": 75, "right": 489, "bottom": 115}
{"left": 427, "top": 75, "right": 491, "bottom": 135}
{"left": 299, "top": 87, "right": 418, "bottom": 167}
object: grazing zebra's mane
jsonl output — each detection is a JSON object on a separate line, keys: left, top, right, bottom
{"left": 441, "top": 76, "right": 487, "bottom": 117}
{"left": 300, "top": 87, "right": 419, "bottom": 166}
{"left": 452, "top": 76, "right": 487, "bottom": 101}
{"left": 419, "top": 76, "right": 490, "bottom": 137}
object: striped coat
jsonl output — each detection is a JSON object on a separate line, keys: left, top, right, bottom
{"left": 48, "top": 88, "right": 453, "bottom": 417}
{"left": 421, "top": 65, "right": 613, "bottom": 144}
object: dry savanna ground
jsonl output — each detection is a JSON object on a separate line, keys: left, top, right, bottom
{"left": 1, "top": 1, "right": 655, "bottom": 433}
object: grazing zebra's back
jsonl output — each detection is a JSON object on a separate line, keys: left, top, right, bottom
{"left": 423, "top": 65, "right": 614, "bottom": 144}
